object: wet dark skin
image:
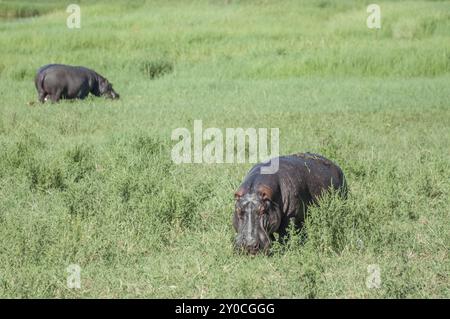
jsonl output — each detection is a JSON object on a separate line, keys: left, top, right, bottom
{"left": 233, "top": 153, "right": 347, "bottom": 255}
{"left": 35, "top": 64, "right": 120, "bottom": 103}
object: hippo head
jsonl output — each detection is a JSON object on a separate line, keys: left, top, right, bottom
{"left": 233, "top": 185, "right": 282, "bottom": 255}
{"left": 98, "top": 78, "right": 120, "bottom": 99}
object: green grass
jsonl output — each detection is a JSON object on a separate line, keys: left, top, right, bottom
{"left": 0, "top": 0, "right": 449, "bottom": 298}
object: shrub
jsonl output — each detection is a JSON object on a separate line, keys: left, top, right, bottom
{"left": 140, "top": 59, "right": 174, "bottom": 79}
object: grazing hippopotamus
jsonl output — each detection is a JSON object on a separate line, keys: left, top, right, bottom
{"left": 233, "top": 153, "right": 347, "bottom": 255}
{"left": 34, "top": 64, "right": 119, "bottom": 103}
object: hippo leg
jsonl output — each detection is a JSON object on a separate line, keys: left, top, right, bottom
{"left": 78, "top": 89, "right": 89, "bottom": 100}
{"left": 277, "top": 218, "right": 291, "bottom": 243}
{"left": 49, "top": 92, "right": 61, "bottom": 103}
{"left": 38, "top": 92, "right": 47, "bottom": 103}
{"left": 277, "top": 214, "right": 303, "bottom": 244}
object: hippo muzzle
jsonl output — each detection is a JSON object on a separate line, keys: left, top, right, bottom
{"left": 106, "top": 90, "right": 120, "bottom": 99}
{"left": 98, "top": 78, "right": 120, "bottom": 99}
{"left": 233, "top": 191, "right": 281, "bottom": 255}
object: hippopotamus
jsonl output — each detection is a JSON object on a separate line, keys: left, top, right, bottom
{"left": 233, "top": 153, "right": 347, "bottom": 255}
{"left": 34, "top": 64, "right": 119, "bottom": 103}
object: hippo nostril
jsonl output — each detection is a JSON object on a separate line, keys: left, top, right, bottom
{"left": 246, "top": 242, "right": 259, "bottom": 253}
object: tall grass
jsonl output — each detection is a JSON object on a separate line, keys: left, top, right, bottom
{"left": 0, "top": 0, "right": 449, "bottom": 298}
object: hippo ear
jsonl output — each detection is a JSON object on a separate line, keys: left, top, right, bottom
{"left": 258, "top": 185, "right": 273, "bottom": 201}
{"left": 234, "top": 187, "right": 246, "bottom": 200}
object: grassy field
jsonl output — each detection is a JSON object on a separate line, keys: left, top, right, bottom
{"left": 0, "top": 0, "right": 449, "bottom": 298}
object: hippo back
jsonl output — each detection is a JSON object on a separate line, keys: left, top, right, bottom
{"left": 240, "top": 153, "right": 347, "bottom": 216}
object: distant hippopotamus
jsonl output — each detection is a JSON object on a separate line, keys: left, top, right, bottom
{"left": 233, "top": 153, "right": 347, "bottom": 255}
{"left": 34, "top": 64, "right": 119, "bottom": 103}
